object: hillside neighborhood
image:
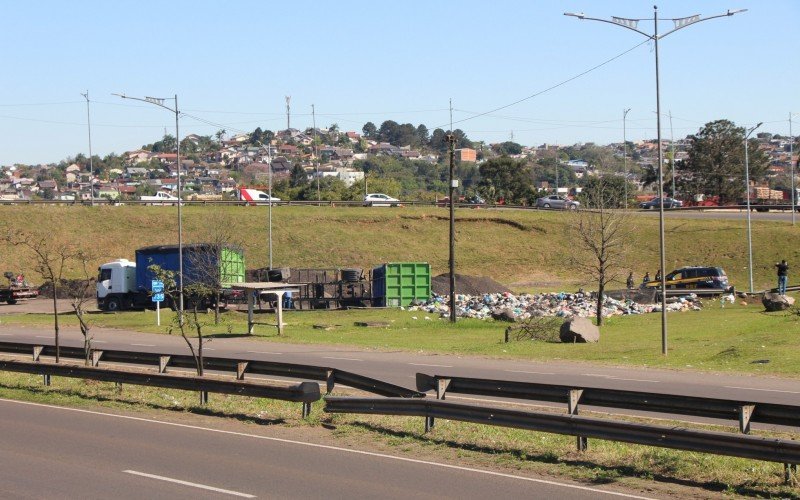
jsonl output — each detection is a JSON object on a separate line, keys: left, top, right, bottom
{"left": 0, "top": 122, "right": 797, "bottom": 204}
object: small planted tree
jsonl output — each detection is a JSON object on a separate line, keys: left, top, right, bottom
{"left": 71, "top": 251, "right": 96, "bottom": 365}
{"left": 3, "top": 229, "right": 78, "bottom": 362}
{"left": 569, "top": 177, "right": 633, "bottom": 326}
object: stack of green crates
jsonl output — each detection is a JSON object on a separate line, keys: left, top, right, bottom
{"left": 372, "top": 262, "right": 431, "bottom": 307}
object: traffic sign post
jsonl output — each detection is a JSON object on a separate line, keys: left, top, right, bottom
{"left": 152, "top": 280, "right": 165, "bottom": 326}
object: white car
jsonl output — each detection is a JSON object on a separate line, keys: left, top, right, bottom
{"left": 363, "top": 193, "right": 400, "bottom": 207}
{"left": 239, "top": 188, "right": 281, "bottom": 205}
{"left": 535, "top": 194, "right": 579, "bottom": 210}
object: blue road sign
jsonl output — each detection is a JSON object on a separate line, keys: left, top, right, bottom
{"left": 152, "top": 292, "right": 165, "bottom": 303}
{"left": 151, "top": 280, "right": 164, "bottom": 294}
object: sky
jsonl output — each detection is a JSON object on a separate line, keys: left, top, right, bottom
{"left": 0, "top": 0, "right": 797, "bottom": 165}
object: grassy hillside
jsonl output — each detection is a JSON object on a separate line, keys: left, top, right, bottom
{"left": 1, "top": 205, "right": 798, "bottom": 291}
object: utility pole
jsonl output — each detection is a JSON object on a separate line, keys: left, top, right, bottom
{"left": 447, "top": 132, "right": 456, "bottom": 323}
{"left": 81, "top": 90, "right": 94, "bottom": 206}
{"left": 669, "top": 110, "right": 676, "bottom": 199}
{"left": 312, "top": 104, "right": 319, "bottom": 202}
{"left": 285, "top": 96, "right": 291, "bottom": 131}
{"left": 623, "top": 108, "right": 631, "bottom": 209}
{"left": 791, "top": 113, "right": 796, "bottom": 226}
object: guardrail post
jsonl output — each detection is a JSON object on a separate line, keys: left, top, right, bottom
{"left": 326, "top": 370, "right": 335, "bottom": 394}
{"left": 32, "top": 346, "right": 50, "bottom": 386}
{"left": 159, "top": 356, "right": 170, "bottom": 374}
{"left": 785, "top": 463, "right": 798, "bottom": 485}
{"left": 426, "top": 378, "right": 451, "bottom": 432}
{"left": 302, "top": 402, "right": 312, "bottom": 419}
{"left": 91, "top": 350, "right": 103, "bottom": 367}
{"left": 739, "top": 404, "right": 755, "bottom": 434}
{"left": 568, "top": 389, "right": 587, "bottom": 451}
{"left": 237, "top": 361, "right": 248, "bottom": 380}
{"left": 200, "top": 391, "right": 209, "bottom": 405}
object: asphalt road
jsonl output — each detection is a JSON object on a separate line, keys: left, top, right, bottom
{"left": 1, "top": 324, "right": 798, "bottom": 430}
{"left": 0, "top": 398, "right": 651, "bottom": 499}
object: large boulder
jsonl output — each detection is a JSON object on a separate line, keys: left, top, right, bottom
{"left": 559, "top": 317, "right": 600, "bottom": 343}
{"left": 762, "top": 293, "right": 795, "bottom": 312}
{"left": 491, "top": 308, "right": 517, "bottom": 322}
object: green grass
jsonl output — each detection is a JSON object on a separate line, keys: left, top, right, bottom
{"left": 5, "top": 295, "right": 800, "bottom": 376}
{"left": 1, "top": 205, "right": 799, "bottom": 290}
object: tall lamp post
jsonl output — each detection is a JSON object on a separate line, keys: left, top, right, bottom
{"left": 623, "top": 108, "right": 631, "bottom": 209}
{"left": 81, "top": 91, "right": 94, "bottom": 206}
{"left": 743, "top": 122, "right": 762, "bottom": 294}
{"left": 113, "top": 93, "right": 184, "bottom": 320}
{"left": 565, "top": 6, "right": 746, "bottom": 355}
{"left": 256, "top": 141, "right": 275, "bottom": 269}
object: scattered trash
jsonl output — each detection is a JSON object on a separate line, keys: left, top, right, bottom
{"left": 409, "top": 291, "right": 703, "bottom": 320}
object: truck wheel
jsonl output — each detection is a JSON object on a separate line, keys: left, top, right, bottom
{"left": 105, "top": 297, "right": 121, "bottom": 312}
{"left": 7, "top": 299, "right": 17, "bottom": 305}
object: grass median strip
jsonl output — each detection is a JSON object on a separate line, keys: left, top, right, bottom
{"left": 0, "top": 371, "right": 796, "bottom": 498}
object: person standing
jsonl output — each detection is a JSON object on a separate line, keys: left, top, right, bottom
{"left": 642, "top": 272, "right": 651, "bottom": 284}
{"left": 776, "top": 259, "right": 789, "bottom": 295}
{"left": 626, "top": 272, "right": 634, "bottom": 289}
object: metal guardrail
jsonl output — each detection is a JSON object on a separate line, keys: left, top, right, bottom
{"left": 1, "top": 358, "right": 320, "bottom": 416}
{"left": 415, "top": 373, "right": 800, "bottom": 431}
{"left": 324, "top": 397, "right": 800, "bottom": 467}
{"left": 0, "top": 341, "right": 423, "bottom": 398}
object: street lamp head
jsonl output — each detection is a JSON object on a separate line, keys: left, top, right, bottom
{"left": 111, "top": 92, "right": 127, "bottom": 99}
{"left": 564, "top": 12, "right": 585, "bottom": 19}
{"left": 727, "top": 8, "right": 747, "bottom": 15}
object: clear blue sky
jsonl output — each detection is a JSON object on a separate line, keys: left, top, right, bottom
{"left": 1, "top": 0, "right": 797, "bottom": 165}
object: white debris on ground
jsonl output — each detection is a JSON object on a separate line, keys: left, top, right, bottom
{"left": 407, "top": 291, "right": 703, "bottom": 321}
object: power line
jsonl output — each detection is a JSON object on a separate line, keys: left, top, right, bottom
{"left": 434, "top": 39, "right": 650, "bottom": 129}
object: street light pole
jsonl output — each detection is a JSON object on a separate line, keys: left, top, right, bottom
{"left": 791, "top": 113, "right": 796, "bottom": 226}
{"left": 743, "top": 122, "right": 762, "bottom": 294}
{"left": 565, "top": 6, "right": 745, "bottom": 356}
{"left": 113, "top": 93, "right": 184, "bottom": 322}
{"left": 447, "top": 133, "right": 456, "bottom": 323}
{"left": 81, "top": 91, "right": 94, "bottom": 206}
{"left": 623, "top": 108, "right": 631, "bottom": 209}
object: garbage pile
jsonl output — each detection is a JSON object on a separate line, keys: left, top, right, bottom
{"left": 408, "top": 291, "right": 703, "bottom": 321}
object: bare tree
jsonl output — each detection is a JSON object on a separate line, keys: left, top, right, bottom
{"left": 3, "top": 229, "right": 78, "bottom": 362}
{"left": 149, "top": 265, "right": 213, "bottom": 376}
{"left": 569, "top": 178, "right": 633, "bottom": 326}
{"left": 187, "top": 215, "right": 245, "bottom": 325}
{"left": 71, "top": 252, "right": 96, "bottom": 365}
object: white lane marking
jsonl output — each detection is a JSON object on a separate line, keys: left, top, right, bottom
{"left": 322, "top": 356, "right": 362, "bottom": 362}
{"left": 92, "top": 341, "right": 107, "bottom": 344}
{"left": 408, "top": 363, "right": 453, "bottom": 368}
{"left": 448, "top": 395, "right": 553, "bottom": 410}
{"left": 204, "top": 349, "right": 215, "bottom": 351}
{"left": 130, "top": 344, "right": 156, "bottom": 347}
{"left": 0, "top": 333, "right": 12, "bottom": 336}
{"left": 724, "top": 386, "right": 800, "bottom": 395}
{"left": 35, "top": 336, "right": 51, "bottom": 339}
{"left": 505, "top": 370, "right": 555, "bottom": 375}
{"left": 246, "top": 351, "right": 283, "bottom": 355}
{"left": 1, "top": 399, "right": 653, "bottom": 500}
{"left": 123, "top": 470, "right": 255, "bottom": 498}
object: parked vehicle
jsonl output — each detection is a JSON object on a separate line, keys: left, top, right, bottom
{"left": 96, "top": 244, "right": 245, "bottom": 311}
{"left": 535, "top": 194, "right": 579, "bottom": 210}
{"left": 0, "top": 272, "right": 38, "bottom": 305}
{"left": 363, "top": 193, "right": 400, "bottom": 207}
{"left": 639, "top": 197, "right": 683, "bottom": 209}
{"left": 238, "top": 188, "right": 281, "bottom": 205}
{"left": 738, "top": 187, "right": 800, "bottom": 212}
{"left": 640, "top": 266, "right": 732, "bottom": 294}
{"left": 140, "top": 191, "right": 181, "bottom": 205}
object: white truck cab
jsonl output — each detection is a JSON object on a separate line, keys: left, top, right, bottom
{"left": 97, "top": 259, "right": 137, "bottom": 311}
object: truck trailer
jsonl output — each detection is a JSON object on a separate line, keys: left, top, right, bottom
{"left": 96, "top": 244, "right": 245, "bottom": 311}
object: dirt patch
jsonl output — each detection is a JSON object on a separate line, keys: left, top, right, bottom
{"left": 431, "top": 273, "right": 513, "bottom": 296}
{"left": 37, "top": 278, "right": 95, "bottom": 299}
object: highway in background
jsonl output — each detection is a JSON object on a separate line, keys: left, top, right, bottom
{"left": 0, "top": 398, "right": 652, "bottom": 499}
